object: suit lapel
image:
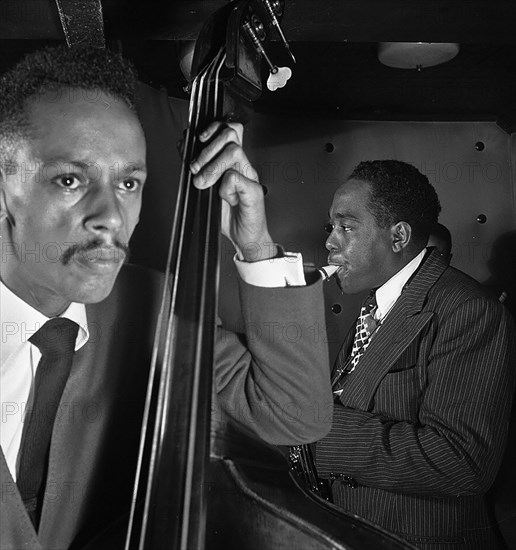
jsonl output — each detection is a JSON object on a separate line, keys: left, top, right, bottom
{"left": 0, "top": 448, "right": 42, "bottom": 549}
{"left": 332, "top": 326, "right": 355, "bottom": 373}
{"left": 0, "top": 321, "right": 109, "bottom": 550}
{"left": 37, "top": 266, "right": 162, "bottom": 547}
{"left": 338, "top": 250, "right": 447, "bottom": 410}
{"left": 38, "top": 304, "right": 114, "bottom": 548}
{"left": 2, "top": 266, "right": 160, "bottom": 548}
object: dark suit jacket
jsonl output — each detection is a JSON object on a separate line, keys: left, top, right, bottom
{"left": 0, "top": 264, "right": 331, "bottom": 550}
{"left": 316, "top": 249, "right": 516, "bottom": 550}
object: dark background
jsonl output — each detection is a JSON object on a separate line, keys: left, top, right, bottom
{"left": 1, "top": 0, "right": 516, "bottom": 128}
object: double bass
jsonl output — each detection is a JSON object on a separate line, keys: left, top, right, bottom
{"left": 119, "top": 2, "right": 416, "bottom": 548}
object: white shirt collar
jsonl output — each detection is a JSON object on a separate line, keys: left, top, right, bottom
{"left": 373, "top": 248, "right": 426, "bottom": 322}
{"left": 1, "top": 281, "right": 89, "bottom": 366}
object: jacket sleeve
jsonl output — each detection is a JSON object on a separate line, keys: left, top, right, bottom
{"left": 214, "top": 274, "right": 333, "bottom": 446}
{"left": 316, "top": 297, "right": 516, "bottom": 496}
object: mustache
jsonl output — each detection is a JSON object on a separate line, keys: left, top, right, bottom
{"left": 61, "top": 238, "right": 130, "bottom": 265}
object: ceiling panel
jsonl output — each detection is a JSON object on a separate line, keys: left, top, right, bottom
{"left": 1, "top": 1, "right": 515, "bottom": 129}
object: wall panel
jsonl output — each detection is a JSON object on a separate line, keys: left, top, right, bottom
{"left": 220, "top": 116, "right": 516, "bottom": 362}
{"left": 132, "top": 89, "right": 515, "bottom": 364}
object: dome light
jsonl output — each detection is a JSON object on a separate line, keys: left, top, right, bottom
{"left": 378, "top": 42, "right": 460, "bottom": 70}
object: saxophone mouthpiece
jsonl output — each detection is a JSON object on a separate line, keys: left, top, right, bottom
{"left": 318, "top": 265, "right": 339, "bottom": 281}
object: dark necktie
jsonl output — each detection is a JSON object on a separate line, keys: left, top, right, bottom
{"left": 17, "top": 317, "right": 79, "bottom": 529}
{"left": 332, "top": 292, "right": 378, "bottom": 395}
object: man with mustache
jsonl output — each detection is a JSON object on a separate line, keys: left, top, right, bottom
{"left": 316, "top": 160, "right": 515, "bottom": 549}
{"left": 60, "top": 238, "right": 129, "bottom": 267}
{"left": 0, "top": 46, "right": 331, "bottom": 548}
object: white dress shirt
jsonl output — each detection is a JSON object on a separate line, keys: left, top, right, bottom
{"left": 0, "top": 282, "right": 89, "bottom": 481}
{"left": 373, "top": 249, "right": 426, "bottom": 323}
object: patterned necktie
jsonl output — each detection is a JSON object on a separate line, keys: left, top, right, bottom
{"left": 332, "top": 292, "right": 378, "bottom": 395}
{"left": 17, "top": 317, "right": 79, "bottom": 529}
{"left": 349, "top": 292, "right": 378, "bottom": 371}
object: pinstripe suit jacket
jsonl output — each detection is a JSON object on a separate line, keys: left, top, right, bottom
{"left": 0, "top": 264, "right": 331, "bottom": 550}
{"left": 316, "top": 249, "right": 516, "bottom": 550}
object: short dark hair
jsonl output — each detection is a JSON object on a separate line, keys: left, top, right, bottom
{"left": 0, "top": 45, "right": 138, "bottom": 168}
{"left": 348, "top": 159, "right": 441, "bottom": 248}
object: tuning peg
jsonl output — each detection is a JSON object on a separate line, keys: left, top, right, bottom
{"left": 243, "top": 21, "right": 293, "bottom": 91}
{"left": 262, "top": 0, "right": 296, "bottom": 64}
{"left": 267, "top": 66, "right": 292, "bottom": 91}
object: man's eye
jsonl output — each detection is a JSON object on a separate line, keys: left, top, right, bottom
{"left": 325, "top": 222, "right": 351, "bottom": 234}
{"left": 118, "top": 179, "right": 140, "bottom": 192}
{"left": 56, "top": 175, "right": 81, "bottom": 189}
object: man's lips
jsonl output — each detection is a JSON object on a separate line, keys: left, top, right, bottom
{"left": 81, "top": 247, "right": 125, "bottom": 263}
{"left": 318, "top": 265, "right": 340, "bottom": 280}
{"left": 72, "top": 247, "right": 126, "bottom": 273}
{"left": 327, "top": 256, "right": 344, "bottom": 267}
{"left": 327, "top": 258, "right": 348, "bottom": 278}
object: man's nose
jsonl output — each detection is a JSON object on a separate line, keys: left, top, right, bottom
{"left": 83, "top": 186, "right": 123, "bottom": 235}
{"left": 325, "top": 232, "right": 338, "bottom": 251}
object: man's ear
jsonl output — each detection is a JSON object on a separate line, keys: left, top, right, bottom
{"left": 0, "top": 189, "right": 10, "bottom": 225}
{"left": 0, "top": 173, "right": 13, "bottom": 226}
{"left": 390, "top": 221, "right": 411, "bottom": 252}
{"left": 0, "top": 163, "right": 6, "bottom": 223}
{"left": 0, "top": 158, "right": 17, "bottom": 227}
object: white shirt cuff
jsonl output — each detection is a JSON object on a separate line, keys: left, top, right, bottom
{"left": 234, "top": 252, "right": 306, "bottom": 287}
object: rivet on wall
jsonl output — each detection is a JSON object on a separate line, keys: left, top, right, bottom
{"left": 475, "top": 141, "right": 485, "bottom": 151}
{"left": 476, "top": 214, "right": 487, "bottom": 224}
{"left": 331, "top": 303, "right": 342, "bottom": 314}
{"left": 325, "top": 142, "right": 335, "bottom": 153}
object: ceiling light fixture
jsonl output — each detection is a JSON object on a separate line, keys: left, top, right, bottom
{"left": 378, "top": 42, "right": 460, "bottom": 70}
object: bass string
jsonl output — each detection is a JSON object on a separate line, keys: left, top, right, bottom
{"left": 142, "top": 49, "right": 227, "bottom": 550}
{"left": 124, "top": 53, "right": 220, "bottom": 550}
{"left": 179, "top": 49, "right": 227, "bottom": 549}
